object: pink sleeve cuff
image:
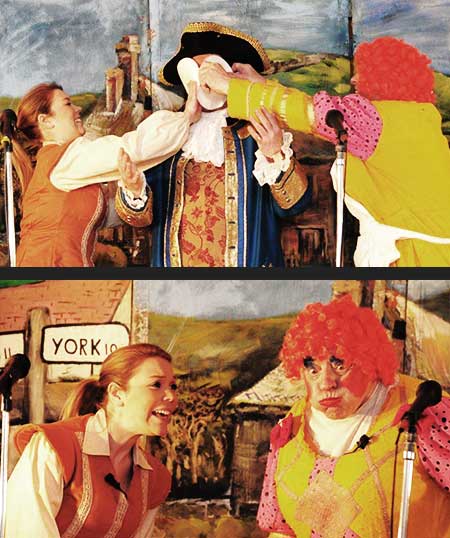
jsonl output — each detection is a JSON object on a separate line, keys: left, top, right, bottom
{"left": 394, "top": 397, "right": 450, "bottom": 492}
{"left": 417, "top": 398, "right": 450, "bottom": 492}
{"left": 313, "top": 92, "right": 383, "bottom": 160}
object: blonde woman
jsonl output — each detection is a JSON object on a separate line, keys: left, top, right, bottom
{"left": 12, "top": 82, "right": 200, "bottom": 266}
{"left": 6, "top": 344, "right": 178, "bottom": 537}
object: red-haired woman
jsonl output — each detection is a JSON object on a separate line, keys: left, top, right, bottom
{"left": 6, "top": 344, "right": 178, "bottom": 537}
{"left": 200, "top": 37, "right": 450, "bottom": 267}
{"left": 255, "top": 295, "right": 450, "bottom": 538}
{"left": 12, "top": 82, "right": 200, "bottom": 266}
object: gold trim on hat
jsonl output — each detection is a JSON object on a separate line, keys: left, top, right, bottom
{"left": 159, "top": 21, "right": 271, "bottom": 86}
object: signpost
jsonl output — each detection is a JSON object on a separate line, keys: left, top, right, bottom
{"left": 42, "top": 323, "right": 130, "bottom": 363}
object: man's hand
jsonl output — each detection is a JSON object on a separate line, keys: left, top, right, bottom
{"left": 118, "top": 147, "right": 144, "bottom": 197}
{"left": 232, "top": 62, "right": 266, "bottom": 84}
{"left": 198, "top": 62, "right": 232, "bottom": 95}
{"left": 248, "top": 107, "right": 283, "bottom": 158}
{"left": 184, "top": 81, "right": 202, "bottom": 124}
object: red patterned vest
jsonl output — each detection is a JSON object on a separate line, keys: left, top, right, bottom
{"left": 15, "top": 414, "right": 171, "bottom": 538}
{"left": 17, "top": 142, "right": 106, "bottom": 267}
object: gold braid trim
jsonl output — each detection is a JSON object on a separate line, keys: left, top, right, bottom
{"left": 159, "top": 21, "right": 271, "bottom": 86}
{"left": 223, "top": 127, "right": 240, "bottom": 267}
{"left": 115, "top": 186, "right": 153, "bottom": 228}
{"left": 167, "top": 157, "right": 188, "bottom": 267}
{"left": 362, "top": 447, "right": 391, "bottom": 536}
{"left": 61, "top": 433, "right": 93, "bottom": 538}
{"left": 270, "top": 157, "right": 308, "bottom": 209}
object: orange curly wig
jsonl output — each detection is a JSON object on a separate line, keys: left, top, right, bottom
{"left": 279, "top": 294, "right": 399, "bottom": 386}
{"left": 354, "top": 36, "right": 435, "bottom": 103}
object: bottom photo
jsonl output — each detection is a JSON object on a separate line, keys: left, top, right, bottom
{"left": 0, "top": 279, "right": 449, "bottom": 538}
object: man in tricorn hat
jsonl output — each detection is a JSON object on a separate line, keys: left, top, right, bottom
{"left": 116, "top": 22, "right": 311, "bottom": 267}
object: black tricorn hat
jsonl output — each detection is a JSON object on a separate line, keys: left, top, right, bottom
{"left": 159, "top": 21, "right": 271, "bottom": 86}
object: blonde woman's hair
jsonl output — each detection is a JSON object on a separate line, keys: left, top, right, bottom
{"left": 12, "top": 82, "right": 62, "bottom": 191}
{"left": 60, "top": 343, "right": 172, "bottom": 420}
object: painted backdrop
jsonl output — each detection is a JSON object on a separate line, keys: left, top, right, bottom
{"left": 1, "top": 279, "right": 449, "bottom": 537}
{"left": 1, "top": 1, "right": 450, "bottom": 265}
{"left": 1, "top": 1, "right": 449, "bottom": 132}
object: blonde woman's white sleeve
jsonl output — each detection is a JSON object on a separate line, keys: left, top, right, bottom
{"left": 50, "top": 110, "right": 191, "bottom": 191}
{"left": 6, "top": 431, "right": 63, "bottom": 538}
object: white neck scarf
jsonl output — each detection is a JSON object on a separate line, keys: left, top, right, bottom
{"left": 307, "top": 382, "right": 389, "bottom": 457}
{"left": 181, "top": 108, "right": 228, "bottom": 167}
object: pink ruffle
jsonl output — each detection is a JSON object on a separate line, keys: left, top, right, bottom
{"left": 313, "top": 92, "right": 383, "bottom": 160}
{"left": 257, "top": 416, "right": 296, "bottom": 536}
{"left": 393, "top": 397, "right": 450, "bottom": 492}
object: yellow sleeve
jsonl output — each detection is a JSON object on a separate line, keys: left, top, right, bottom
{"left": 228, "top": 79, "right": 314, "bottom": 134}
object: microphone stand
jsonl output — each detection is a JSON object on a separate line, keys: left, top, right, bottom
{"left": 0, "top": 382, "right": 13, "bottom": 538}
{"left": 396, "top": 423, "right": 416, "bottom": 538}
{"left": 1, "top": 132, "right": 16, "bottom": 267}
{"left": 334, "top": 129, "right": 347, "bottom": 268}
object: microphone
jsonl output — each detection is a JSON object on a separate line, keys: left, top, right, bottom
{"left": 402, "top": 380, "right": 442, "bottom": 428}
{"left": 325, "top": 109, "right": 347, "bottom": 144}
{"left": 0, "top": 353, "right": 31, "bottom": 395}
{"left": 0, "top": 109, "right": 17, "bottom": 148}
{"left": 356, "top": 434, "right": 371, "bottom": 450}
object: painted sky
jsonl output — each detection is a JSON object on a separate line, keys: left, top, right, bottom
{"left": 135, "top": 280, "right": 450, "bottom": 320}
{"left": 135, "top": 280, "right": 333, "bottom": 319}
{"left": 353, "top": 0, "right": 450, "bottom": 74}
{"left": 0, "top": 0, "right": 149, "bottom": 96}
{"left": 1, "top": 0, "right": 449, "bottom": 96}
{"left": 389, "top": 280, "right": 450, "bottom": 301}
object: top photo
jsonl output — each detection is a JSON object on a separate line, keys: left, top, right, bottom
{"left": 0, "top": 0, "right": 449, "bottom": 268}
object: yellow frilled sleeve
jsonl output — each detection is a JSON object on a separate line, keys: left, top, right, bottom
{"left": 227, "top": 79, "right": 314, "bottom": 134}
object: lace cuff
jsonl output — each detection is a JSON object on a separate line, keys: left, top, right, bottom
{"left": 253, "top": 131, "right": 293, "bottom": 186}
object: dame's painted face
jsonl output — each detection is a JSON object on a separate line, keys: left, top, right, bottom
{"left": 42, "top": 89, "right": 85, "bottom": 143}
{"left": 120, "top": 356, "right": 178, "bottom": 437}
{"left": 302, "top": 356, "right": 376, "bottom": 419}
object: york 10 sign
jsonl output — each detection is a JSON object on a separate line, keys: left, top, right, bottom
{"left": 42, "top": 323, "right": 130, "bottom": 363}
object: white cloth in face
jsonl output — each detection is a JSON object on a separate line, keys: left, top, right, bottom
{"left": 307, "top": 381, "right": 389, "bottom": 457}
{"left": 181, "top": 108, "right": 228, "bottom": 167}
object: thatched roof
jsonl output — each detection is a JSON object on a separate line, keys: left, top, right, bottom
{"left": 231, "top": 364, "right": 305, "bottom": 408}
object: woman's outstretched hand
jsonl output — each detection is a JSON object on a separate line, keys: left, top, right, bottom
{"left": 118, "top": 147, "right": 144, "bottom": 197}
